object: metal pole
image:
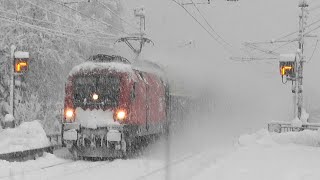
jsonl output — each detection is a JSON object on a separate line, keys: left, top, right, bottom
{"left": 10, "top": 45, "right": 16, "bottom": 118}
{"left": 294, "top": 58, "right": 298, "bottom": 119}
{"left": 297, "top": 0, "right": 308, "bottom": 119}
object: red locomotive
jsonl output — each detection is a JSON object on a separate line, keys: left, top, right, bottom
{"left": 61, "top": 54, "right": 169, "bottom": 158}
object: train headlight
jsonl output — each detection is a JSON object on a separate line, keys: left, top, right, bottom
{"left": 92, "top": 93, "right": 99, "bottom": 100}
{"left": 115, "top": 110, "right": 126, "bottom": 121}
{"left": 65, "top": 109, "right": 75, "bottom": 122}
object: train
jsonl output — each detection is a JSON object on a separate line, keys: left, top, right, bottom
{"left": 61, "top": 54, "right": 180, "bottom": 159}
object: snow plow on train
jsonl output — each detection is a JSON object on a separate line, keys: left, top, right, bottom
{"left": 61, "top": 54, "right": 190, "bottom": 159}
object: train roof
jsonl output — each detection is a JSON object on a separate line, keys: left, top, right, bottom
{"left": 69, "top": 56, "right": 134, "bottom": 77}
{"left": 87, "top": 54, "right": 131, "bottom": 64}
{"left": 69, "top": 54, "right": 166, "bottom": 79}
{"left": 132, "top": 60, "right": 166, "bottom": 78}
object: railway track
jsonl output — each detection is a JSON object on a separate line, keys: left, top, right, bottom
{"left": 0, "top": 156, "right": 111, "bottom": 179}
{"left": 135, "top": 151, "right": 211, "bottom": 180}
{"left": 0, "top": 147, "right": 219, "bottom": 180}
{"left": 0, "top": 159, "right": 73, "bottom": 179}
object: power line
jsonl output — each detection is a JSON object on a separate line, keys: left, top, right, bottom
{"left": 21, "top": 0, "right": 116, "bottom": 37}
{"left": 46, "top": 0, "right": 129, "bottom": 35}
{"left": 243, "top": 43, "right": 279, "bottom": 56}
{"left": 189, "top": 0, "right": 233, "bottom": 48}
{"left": 309, "top": 4, "right": 320, "bottom": 12}
{"left": 0, "top": 8, "right": 116, "bottom": 40}
{"left": 172, "top": 0, "right": 232, "bottom": 53}
{"left": 0, "top": 15, "right": 113, "bottom": 48}
{"left": 0, "top": 14, "right": 116, "bottom": 42}
{"left": 307, "top": 39, "right": 319, "bottom": 63}
{"left": 230, "top": 57, "right": 277, "bottom": 62}
{"left": 246, "top": 39, "right": 298, "bottom": 45}
{"left": 96, "top": 0, "right": 139, "bottom": 32}
{"left": 304, "top": 23, "right": 320, "bottom": 35}
{"left": 275, "top": 16, "right": 320, "bottom": 41}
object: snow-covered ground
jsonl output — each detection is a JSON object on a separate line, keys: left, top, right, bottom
{"left": 1, "top": 129, "right": 320, "bottom": 180}
{"left": 0, "top": 121, "right": 50, "bottom": 154}
{"left": 193, "top": 129, "right": 320, "bottom": 180}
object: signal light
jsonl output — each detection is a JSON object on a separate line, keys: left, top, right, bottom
{"left": 280, "top": 66, "right": 293, "bottom": 76}
{"left": 14, "top": 59, "right": 28, "bottom": 73}
{"left": 279, "top": 56, "right": 296, "bottom": 78}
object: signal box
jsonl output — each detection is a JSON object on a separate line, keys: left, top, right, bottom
{"left": 279, "top": 54, "right": 296, "bottom": 80}
{"left": 14, "top": 51, "right": 29, "bottom": 74}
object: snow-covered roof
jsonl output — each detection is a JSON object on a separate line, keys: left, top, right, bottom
{"left": 69, "top": 61, "right": 134, "bottom": 76}
{"left": 134, "top": 6, "right": 145, "bottom": 17}
{"left": 14, "top": 51, "right": 29, "bottom": 59}
{"left": 279, "top": 54, "right": 296, "bottom": 62}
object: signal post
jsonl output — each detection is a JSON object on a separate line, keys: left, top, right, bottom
{"left": 9, "top": 45, "right": 29, "bottom": 125}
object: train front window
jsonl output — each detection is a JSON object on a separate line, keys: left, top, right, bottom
{"left": 73, "top": 75, "right": 120, "bottom": 108}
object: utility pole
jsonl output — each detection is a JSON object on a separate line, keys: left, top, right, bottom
{"left": 295, "top": 0, "right": 308, "bottom": 120}
{"left": 10, "top": 45, "right": 16, "bottom": 118}
{"left": 238, "top": 1, "right": 309, "bottom": 121}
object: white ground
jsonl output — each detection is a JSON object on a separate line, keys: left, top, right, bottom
{"left": 1, "top": 128, "right": 320, "bottom": 180}
{"left": 0, "top": 121, "right": 50, "bottom": 154}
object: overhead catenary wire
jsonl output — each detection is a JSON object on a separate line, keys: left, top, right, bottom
{"left": 0, "top": 15, "right": 113, "bottom": 49}
{"left": 189, "top": 0, "right": 233, "bottom": 49}
{"left": 307, "top": 39, "right": 319, "bottom": 63}
{"left": 244, "top": 19, "right": 319, "bottom": 56}
{"left": 0, "top": 15, "right": 116, "bottom": 42}
{"left": 304, "top": 23, "right": 320, "bottom": 35}
{"left": 240, "top": 37, "right": 298, "bottom": 62}
{"left": 260, "top": 39, "right": 297, "bottom": 56}
{"left": 230, "top": 57, "right": 278, "bottom": 62}
{"left": 274, "top": 16, "right": 320, "bottom": 41}
{"left": 0, "top": 8, "right": 117, "bottom": 40}
{"left": 172, "top": 0, "right": 233, "bottom": 53}
{"left": 21, "top": 0, "right": 116, "bottom": 37}
{"left": 246, "top": 39, "right": 298, "bottom": 45}
{"left": 309, "top": 4, "right": 320, "bottom": 12}
{"left": 96, "top": 0, "right": 139, "bottom": 32}
{"left": 46, "top": 0, "right": 129, "bottom": 35}
{"left": 243, "top": 43, "right": 280, "bottom": 56}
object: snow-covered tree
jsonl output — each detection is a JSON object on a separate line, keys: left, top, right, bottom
{"left": 0, "top": 0, "right": 124, "bottom": 132}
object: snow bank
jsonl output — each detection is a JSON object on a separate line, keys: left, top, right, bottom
{"left": 193, "top": 129, "right": 320, "bottom": 180}
{"left": 0, "top": 121, "right": 50, "bottom": 154}
{"left": 301, "top": 108, "right": 309, "bottom": 123}
{"left": 291, "top": 117, "right": 302, "bottom": 127}
{"left": 238, "top": 129, "right": 276, "bottom": 146}
{"left": 238, "top": 129, "right": 320, "bottom": 147}
{"left": 4, "top": 114, "right": 14, "bottom": 122}
{"left": 0, "top": 153, "right": 68, "bottom": 178}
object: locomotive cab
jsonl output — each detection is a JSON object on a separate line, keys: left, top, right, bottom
{"left": 62, "top": 55, "right": 168, "bottom": 158}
